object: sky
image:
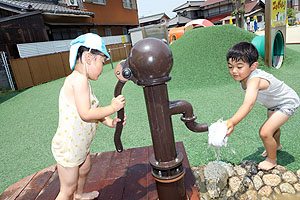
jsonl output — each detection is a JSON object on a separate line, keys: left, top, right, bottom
{"left": 136, "top": 0, "right": 189, "bottom": 19}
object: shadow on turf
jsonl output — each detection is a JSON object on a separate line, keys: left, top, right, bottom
{"left": 242, "top": 147, "right": 295, "bottom": 166}
{"left": 0, "top": 89, "right": 26, "bottom": 104}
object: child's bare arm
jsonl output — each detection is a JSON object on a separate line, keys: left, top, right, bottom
{"left": 73, "top": 75, "right": 125, "bottom": 122}
{"left": 100, "top": 113, "right": 127, "bottom": 128}
{"left": 227, "top": 78, "right": 261, "bottom": 135}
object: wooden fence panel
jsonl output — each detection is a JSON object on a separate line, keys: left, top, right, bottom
{"left": 9, "top": 43, "right": 131, "bottom": 90}
{"left": 27, "top": 56, "right": 52, "bottom": 85}
{"left": 10, "top": 59, "right": 34, "bottom": 89}
{"left": 46, "top": 54, "right": 66, "bottom": 80}
{"left": 60, "top": 51, "right": 71, "bottom": 76}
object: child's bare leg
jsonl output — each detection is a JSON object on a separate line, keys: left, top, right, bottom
{"left": 261, "top": 128, "right": 282, "bottom": 157}
{"left": 261, "top": 110, "right": 282, "bottom": 157}
{"left": 56, "top": 164, "right": 79, "bottom": 200}
{"left": 258, "top": 111, "right": 290, "bottom": 170}
{"left": 73, "top": 154, "right": 99, "bottom": 200}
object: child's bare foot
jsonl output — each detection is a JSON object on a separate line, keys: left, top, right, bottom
{"left": 261, "top": 145, "right": 282, "bottom": 157}
{"left": 258, "top": 158, "right": 277, "bottom": 171}
{"left": 74, "top": 191, "right": 99, "bottom": 200}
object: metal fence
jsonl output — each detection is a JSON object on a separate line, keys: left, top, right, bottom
{"left": 0, "top": 51, "right": 15, "bottom": 91}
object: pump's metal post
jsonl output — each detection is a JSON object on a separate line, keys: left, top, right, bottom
{"left": 114, "top": 38, "right": 208, "bottom": 200}
{"left": 122, "top": 38, "right": 207, "bottom": 200}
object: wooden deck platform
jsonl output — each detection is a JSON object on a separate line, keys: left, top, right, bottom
{"left": 0, "top": 142, "right": 200, "bottom": 200}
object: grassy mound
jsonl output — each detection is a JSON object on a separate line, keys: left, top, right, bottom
{"left": 169, "top": 25, "right": 257, "bottom": 89}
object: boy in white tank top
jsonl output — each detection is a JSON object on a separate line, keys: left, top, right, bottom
{"left": 225, "top": 42, "right": 299, "bottom": 171}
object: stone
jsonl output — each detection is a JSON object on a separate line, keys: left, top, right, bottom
{"left": 258, "top": 185, "right": 273, "bottom": 197}
{"left": 245, "top": 190, "right": 258, "bottom": 200}
{"left": 192, "top": 165, "right": 207, "bottom": 193}
{"left": 294, "top": 183, "right": 300, "bottom": 192}
{"left": 204, "top": 162, "right": 229, "bottom": 198}
{"left": 296, "top": 169, "right": 300, "bottom": 178}
{"left": 257, "top": 171, "right": 264, "bottom": 177}
{"left": 223, "top": 163, "right": 236, "bottom": 177}
{"left": 241, "top": 160, "right": 258, "bottom": 175}
{"left": 234, "top": 165, "right": 247, "bottom": 176}
{"left": 271, "top": 169, "right": 281, "bottom": 176}
{"left": 199, "top": 192, "right": 210, "bottom": 200}
{"left": 240, "top": 193, "right": 248, "bottom": 200}
{"left": 279, "top": 182, "right": 296, "bottom": 194}
{"left": 282, "top": 171, "right": 298, "bottom": 184}
{"left": 226, "top": 189, "right": 232, "bottom": 197}
{"left": 242, "top": 176, "right": 254, "bottom": 190}
{"left": 260, "top": 197, "right": 271, "bottom": 200}
{"left": 274, "top": 187, "right": 281, "bottom": 195}
{"left": 262, "top": 174, "right": 281, "bottom": 187}
{"left": 228, "top": 176, "right": 244, "bottom": 193}
{"left": 252, "top": 175, "right": 263, "bottom": 190}
{"left": 280, "top": 193, "right": 299, "bottom": 199}
{"left": 275, "top": 165, "right": 288, "bottom": 172}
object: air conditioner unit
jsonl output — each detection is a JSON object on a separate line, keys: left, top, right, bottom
{"left": 66, "top": 0, "right": 78, "bottom": 6}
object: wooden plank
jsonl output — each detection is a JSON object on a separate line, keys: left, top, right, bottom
{"left": 123, "top": 145, "right": 156, "bottom": 200}
{"left": 35, "top": 168, "right": 60, "bottom": 200}
{"left": 147, "top": 145, "right": 159, "bottom": 200}
{"left": 60, "top": 52, "right": 71, "bottom": 76}
{"left": 46, "top": 54, "right": 66, "bottom": 80}
{"left": 27, "top": 56, "right": 52, "bottom": 85}
{"left": 2, "top": 142, "right": 199, "bottom": 200}
{"left": 0, "top": 173, "right": 36, "bottom": 200}
{"left": 15, "top": 165, "right": 56, "bottom": 200}
{"left": 83, "top": 151, "right": 114, "bottom": 192}
{"left": 96, "top": 178, "right": 126, "bottom": 200}
{"left": 9, "top": 59, "right": 34, "bottom": 89}
{"left": 105, "top": 149, "right": 131, "bottom": 179}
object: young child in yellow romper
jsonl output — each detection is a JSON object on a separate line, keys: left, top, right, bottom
{"left": 225, "top": 42, "right": 299, "bottom": 171}
{"left": 52, "top": 33, "right": 126, "bottom": 200}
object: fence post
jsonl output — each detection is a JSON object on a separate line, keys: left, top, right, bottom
{"left": 108, "top": 48, "right": 114, "bottom": 69}
{"left": 124, "top": 44, "right": 127, "bottom": 58}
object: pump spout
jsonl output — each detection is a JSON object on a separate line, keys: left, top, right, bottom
{"left": 169, "top": 100, "right": 208, "bottom": 132}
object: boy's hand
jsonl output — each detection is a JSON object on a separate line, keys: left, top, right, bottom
{"left": 226, "top": 120, "right": 234, "bottom": 136}
{"left": 112, "top": 113, "right": 127, "bottom": 128}
{"left": 111, "top": 95, "right": 125, "bottom": 112}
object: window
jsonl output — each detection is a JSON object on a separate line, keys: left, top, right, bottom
{"left": 123, "top": 0, "right": 133, "bottom": 9}
{"left": 90, "top": 28, "right": 98, "bottom": 34}
{"left": 85, "top": 0, "right": 106, "bottom": 5}
{"left": 105, "top": 28, "right": 112, "bottom": 36}
{"left": 122, "top": 27, "right": 128, "bottom": 35}
{"left": 257, "top": 16, "right": 262, "bottom": 22}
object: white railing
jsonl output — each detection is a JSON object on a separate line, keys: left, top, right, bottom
{"left": 17, "top": 35, "right": 130, "bottom": 58}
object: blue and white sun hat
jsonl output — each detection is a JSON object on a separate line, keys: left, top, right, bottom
{"left": 69, "top": 33, "right": 110, "bottom": 71}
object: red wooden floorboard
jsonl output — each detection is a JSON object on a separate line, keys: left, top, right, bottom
{"left": 1, "top": 142, "right": 200, "bottom": 200}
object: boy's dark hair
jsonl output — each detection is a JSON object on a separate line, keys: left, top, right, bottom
{"left": 76, "top": 46, "right": 106, "bottom": 62}
{"left": 226, "top": 42, "right": 259, "bottom": 66}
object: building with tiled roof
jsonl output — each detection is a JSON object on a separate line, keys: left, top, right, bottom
{"left": 0, "top": 0, "right": 94, "bottom": 16}
{"left": 172, "top": 1, "right": 205, "bottom": 21}
{"left": 0, "top": 0, "right": 139, "bottom": 58}
{"left": 139, "top": 13, "right": 170, "bottom": 27}
{"left": 168, "top": 15, "right": 191, "bottom": 28}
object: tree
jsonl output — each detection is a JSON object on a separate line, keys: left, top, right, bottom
{"left": 287, "top": 8, "right": 297, "bottom": 25}
{"left": 232, "top": 0, "right": 245, "bottom": 28}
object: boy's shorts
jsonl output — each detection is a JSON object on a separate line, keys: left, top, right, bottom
{"left": 268, "top": 104, "right": 299, "bottom": 116}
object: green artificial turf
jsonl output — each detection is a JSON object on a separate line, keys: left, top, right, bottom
{"left": 1, "top": 25, "right": 300, "bottom": 194}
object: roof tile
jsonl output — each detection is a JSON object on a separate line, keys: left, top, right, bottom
{"left": 0, "top": 0, "right": 94, "bottom": 16}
